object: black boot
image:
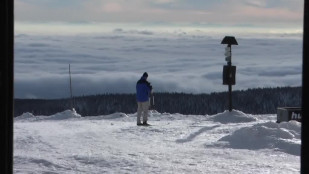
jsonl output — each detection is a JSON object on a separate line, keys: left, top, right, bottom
{"left": 143, "top": 121, "right": 149, "bottom": 125}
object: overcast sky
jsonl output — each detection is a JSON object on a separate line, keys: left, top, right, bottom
{"left": 15, "top": 0, "right": 303, "bottom": 27}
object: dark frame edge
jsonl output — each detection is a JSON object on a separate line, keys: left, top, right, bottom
{"left": 1, "top": 0, "right": 14, "bottom": 173}
{"left": 302, "top": 0, "right": 308, "bottom": 173}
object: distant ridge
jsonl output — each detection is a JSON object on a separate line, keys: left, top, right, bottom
{"left": 14, "top": 86, "right": 301, "bottom": 117}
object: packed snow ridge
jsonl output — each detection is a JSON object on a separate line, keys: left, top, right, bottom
{"left": 15, "top": 108, "right": 82, "bottom": 121}
{"left": 208, "top": 110, "right": 258, "bottom": 123}
{"left": 15, "top": 109, "right": 300, "bottom": 155}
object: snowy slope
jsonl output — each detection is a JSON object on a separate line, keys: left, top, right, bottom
{"left": 14, "top": 109, "right": 300, "bottom": 173}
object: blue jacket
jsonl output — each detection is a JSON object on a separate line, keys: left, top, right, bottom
{"left": 136, "top": 76, "right": 152, "bottom": 102}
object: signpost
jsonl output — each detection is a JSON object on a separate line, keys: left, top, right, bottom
{"left": 221, "top": 36, "right": 238, "bottom": 112}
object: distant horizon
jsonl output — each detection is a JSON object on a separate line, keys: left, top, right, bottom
{"left": 14, "top": 85, "right": 301, "bottom": 100}
{"left": 15, "top": 21, "right": 303, "bottom": 37}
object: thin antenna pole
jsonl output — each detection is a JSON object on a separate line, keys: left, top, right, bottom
{"left": 69, "top": 64, "right": 73, "bottom": 110}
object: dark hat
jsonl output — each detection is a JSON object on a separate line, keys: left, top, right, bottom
{"left": 143, "top": 72, "right": 148, "bottom": 78}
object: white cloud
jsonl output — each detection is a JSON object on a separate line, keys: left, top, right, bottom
{"left": 14, "top": 30, "right": 302, "bottom": 99}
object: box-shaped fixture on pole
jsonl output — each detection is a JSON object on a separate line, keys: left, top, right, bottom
{"left": 225, "top": 46, "right": 231, "bottom": 62}
{"left": 223, "top": 65, "right": 236, "bottom": 85}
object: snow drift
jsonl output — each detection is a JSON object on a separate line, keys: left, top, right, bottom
{"left": 218, "top": 121, "right": 301, "bottom": 155}
{"left": 208, "top": 110, "right": 258, "bottom": 124}
{"left": 14, "top": 109, "right": 301, "bottom": 173}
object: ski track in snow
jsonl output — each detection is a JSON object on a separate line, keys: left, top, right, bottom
{"left": 14, "top": 110, "right": 300, "bottom": 174}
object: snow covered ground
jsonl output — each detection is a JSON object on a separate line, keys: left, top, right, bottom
{"left": 14, "top": 109, "right": 301, "bottom": 173}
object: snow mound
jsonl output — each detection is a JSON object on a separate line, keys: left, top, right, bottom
{"left": 15, "top": 112, "right": 36, "bottom": 121}
{"left": 149, "top": 110, "right": 164, "bottom": 117}
{"left": 208, "top": 110, "right": 257, "bottom": 124}
{"left": 218, "top": 121, "right": 301, "bottom": 155}
{"left": 278, "top": 121, "right": 301, "bottom": 138}
{"left": 14, "top": 109, "right": 82, "bottom": 121}
{"left": 17, "top": 112, "right": 35, "bottom": 119}
{"left": 149, "top": 110, "right": 160, "bottom": 114}
{"left": 47, "top": 109, "right": 82, "bottom": 120}
{"left": 102, "top": 112, "right": 128, "bottom": 119}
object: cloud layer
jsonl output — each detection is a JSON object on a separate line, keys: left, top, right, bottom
{"left": 14, "top": 29, "right": 302, "bottom": 99}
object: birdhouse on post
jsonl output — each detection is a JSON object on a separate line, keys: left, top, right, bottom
{"left": 221, "top": 36, "right": 238, "bottom": 112}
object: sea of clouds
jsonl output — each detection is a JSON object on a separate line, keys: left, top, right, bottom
{"left": 14, "top": 26, "right": 302, "bottom": 99}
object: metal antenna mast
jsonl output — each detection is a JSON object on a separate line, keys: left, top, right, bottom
{"left": 69, "top": 64, "right": 73, "bottom": 110}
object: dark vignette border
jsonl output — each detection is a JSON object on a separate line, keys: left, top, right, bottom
{"left": 1, "top": 0, "right": 13, "bottom": 173}
{"left": 0, "top": 1, "right": 308, "bottom": 174}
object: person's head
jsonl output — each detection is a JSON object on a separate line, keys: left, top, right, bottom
{"left": 142, "top": 72, "right": 148, "bottom": 79}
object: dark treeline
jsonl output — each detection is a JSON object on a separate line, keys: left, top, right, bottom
{"left": 14, "top": 86, "right": 301, "bottom": 117}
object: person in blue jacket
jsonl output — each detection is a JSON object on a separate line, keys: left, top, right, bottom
{"left": 136, "top": 72, "right": 152, "bottom": 125}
